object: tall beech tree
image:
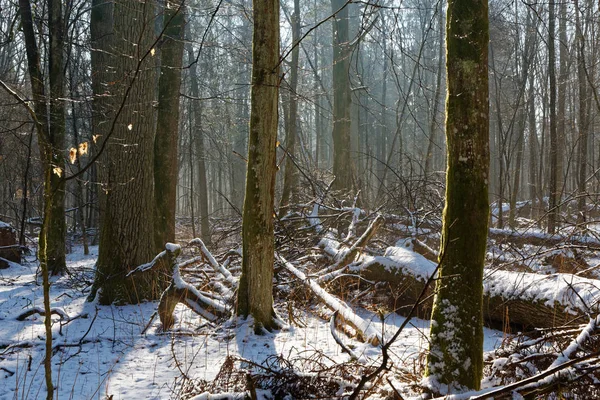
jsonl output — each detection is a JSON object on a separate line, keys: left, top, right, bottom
{"left": 426, "top": 0, "right": 489, "bottom": 393}
{"left": 92, "top": 0, "right": 163, "bottom": 304}
{"left": 236, "top": 0, "right": 280, "bottom": 331}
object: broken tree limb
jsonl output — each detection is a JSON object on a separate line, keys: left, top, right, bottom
{"left": 130, "top": 243, "right": 231, "bottom": 330}
{"left": 158, "top": 246, "right": 230, "bottom": 329}
{"left": 277, "top": 253, "right": 381, "bottom": 346}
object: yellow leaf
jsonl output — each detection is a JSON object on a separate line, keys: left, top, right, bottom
{"left": 78, "top": 142, "right": 88, "bottom": 156}
{"left": 52, "top": 167, "right": 62, "bottom": 177}
{"left": 93, "top": 135, "right": 100, "bottom": 143}
{"left": 150, "top": 48, "right": 156, "bottom": 56}
{"left": 69, "top": 148, "right": 77, "bottom": 164}
{"left": 127, "top": 123, "right": 133, "bottom": 131}
{"left": 276, "top": 140, "right": 280, "bottom": 147}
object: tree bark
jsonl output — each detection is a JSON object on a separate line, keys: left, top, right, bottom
{"left": 426, "top": 0, "right": 489, "bottom": 393}
{"left": 93, "top": 0, "right": 164, "bottom": 304}
{"left": 236, "top": 0, "right": 279, "bottom": 331}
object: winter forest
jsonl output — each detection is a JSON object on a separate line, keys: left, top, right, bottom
{"left": 1, "top": 0, "right": 600, "bottom": 398}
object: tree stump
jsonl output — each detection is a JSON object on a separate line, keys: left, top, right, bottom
{"left": 0, "top": 221, "right": 20, "bottom": 267}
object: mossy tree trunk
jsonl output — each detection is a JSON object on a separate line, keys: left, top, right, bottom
{"left": 92, "top": 0, "right": 164, "bottom": 304}
{"left": 19, "top": 0, "right": 67, "bottom": 277}
{"left": 154, "top": 0, "right": 185, "bottom": 249}
{"left": 331, "top": 0, "right": 355, "bottom": 195}
{"left": 425, "top": 0, "right": 489, "bottom": 393}
{"left": 236, "top": 0, "right": 279, "bottom": 331}
{"left": 279, "top": 0, "right": 300, "bottom": 213}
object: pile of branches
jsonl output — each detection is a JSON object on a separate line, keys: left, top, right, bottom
{"left": 176, "top": 354, "right": 378, "bottom": 400}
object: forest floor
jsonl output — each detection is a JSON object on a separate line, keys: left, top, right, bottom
{"left": 0, "top": 244, "right": 505, "bottom": 399}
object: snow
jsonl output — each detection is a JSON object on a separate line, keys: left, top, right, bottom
{"left": 0, "top": 245, "right": 504, "bottom": 399}
{"left": 307, "top": 203, "right": 323, "bottom": 233}
{"left": 165, "top": 242, "right": 181, "bottom": 253}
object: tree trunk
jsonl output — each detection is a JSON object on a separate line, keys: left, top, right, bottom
{"left": 187, "top": 48, "right": 212, "bottom": 244}
{"left": 509, "top": 11, "right": 535, "bottom": 229}
{"left": 236, "top": 0, "right": 279, "bottom": 331}
{"left": 575, "top": 1, "right": 589, "bottom": 224}
{"left": 279, "top": 0, "right": 300, "bottom": 213}
{"left": 424, "top": 7, "right": 444, "bottom": 177}
{"left": 426, "top": 0, "right": 489, "bottom": 393}
{"left": 527, "top": 64, "right": 541, "bottom": 221}
{"left": 154, "top": 0, "right": 185, "bottom": 249}
{"left": 331, "top": 0, "right": 355, "bottom": 195}
{"left": 547, "top": 2, "right": 559, "bottom": 234}
{"left": 19, "top": 0, "right": 67, "bottom": 276}
{"left": 93, "top": 0, "right": 164, "bottom": 304}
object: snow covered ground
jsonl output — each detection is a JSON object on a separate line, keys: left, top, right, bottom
{"left": 0, "top": 246, "right": 503, "bottom": 399}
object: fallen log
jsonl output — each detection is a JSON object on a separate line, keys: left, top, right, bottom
{"left": 320, "top": 240, "right": 600, "bottom": 330}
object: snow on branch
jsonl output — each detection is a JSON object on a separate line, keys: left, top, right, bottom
{"left": 16, "top": 306, "right": 69, "bottom": 321}
{"left": 190, "top": 238, "right": 236, "bottom": 285}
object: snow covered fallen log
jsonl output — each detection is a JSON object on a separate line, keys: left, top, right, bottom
{"left": 489, "top": 228, "right": 600, "bottom": 248}
{"left": 320, "top": 239, "right": 600, "bottom": 329}
{"left": 277, "top": 254, "right": 382, "bottom": 346}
